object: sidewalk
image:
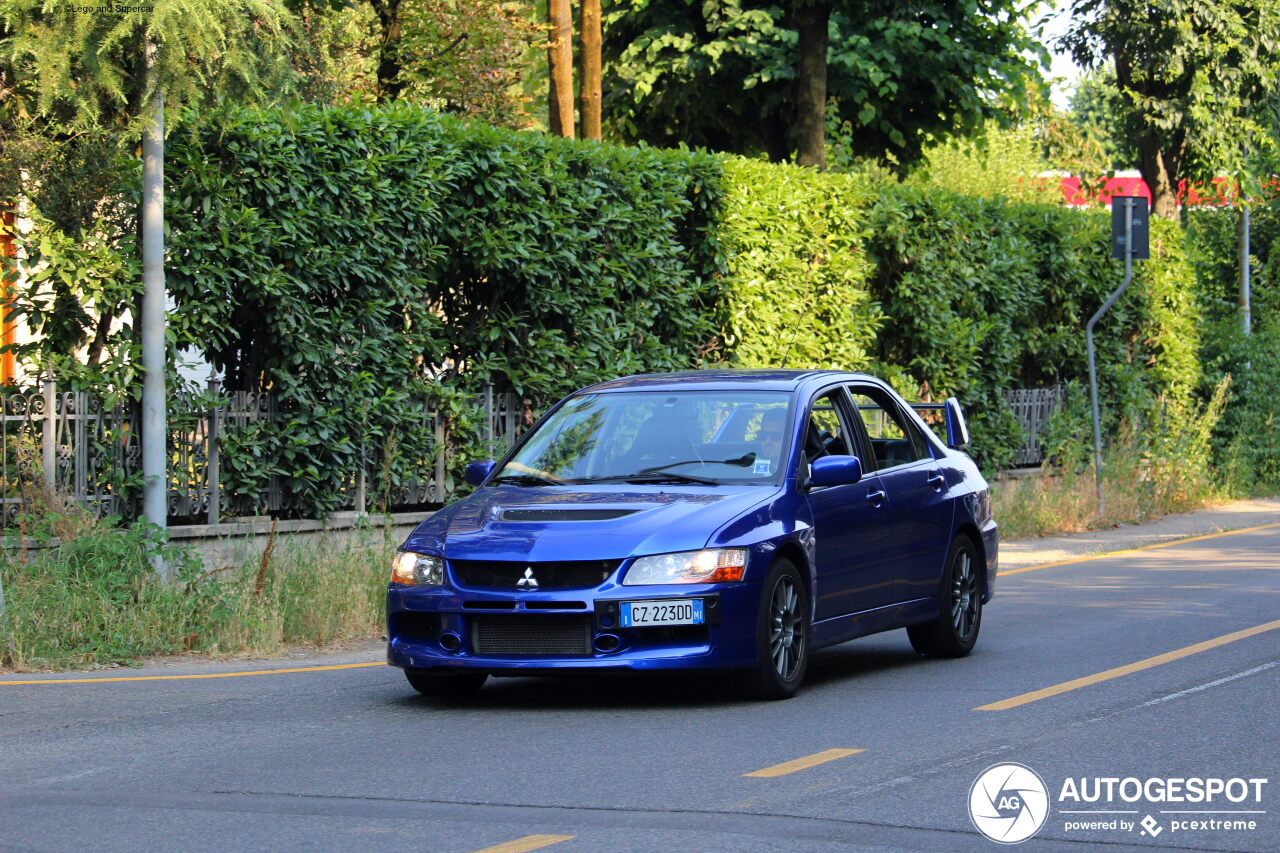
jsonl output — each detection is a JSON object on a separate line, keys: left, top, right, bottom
{"left": 999, "top": 496, "right": 1280, "bottom": 570}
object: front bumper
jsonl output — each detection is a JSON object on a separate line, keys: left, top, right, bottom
{"left": 386, "top": 581, "right": 761, "bottom": 673}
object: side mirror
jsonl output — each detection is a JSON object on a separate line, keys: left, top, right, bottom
{"left": 944, "top": 397, "right": 970, "bottom": 449}
{"left": 809, "top": 455, "right": 863, "bottom": 488}
{"left": 464, "top": 459, "right": 497, "bottom": 486}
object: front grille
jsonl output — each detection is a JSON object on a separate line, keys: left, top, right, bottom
{"left": 471, "top": 616, "right": 593, "bottom": 656}
{"left": 451, "top": 559, "right": 619, "bottom": 590}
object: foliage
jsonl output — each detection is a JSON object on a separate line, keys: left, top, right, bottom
{"left": 716, "top": 158, "right": 881, "bottom": 369}
{"left": 866, "top": 186, "right": 1201, "bottom": 470}
{"left": 427, "top": 118, "right": 723, "bottom": 402}
{"left": 1186, "top": 202, "right": 1280, "bottom": 491}
{"left": 0, "top": 136, "right": 142, "bottom": 389}
{"left": 1058, "top": 0, "right": 1280, "bottom": 216}
{"left": 0, "top": 0, "right": 292, "bottom": 135}
{"left": 602, "top": 0, "right": 1047, "bottom": 168}
{"left": 1067, "top": 64, "right": 1139, "bottom": 170}
{"left": 398, "top": 0, "right": 545, "bottom": 127}
{"left": 167, "top": 104, "right": 727, "bottom": 513}
{"left": 167, "top": 103, "right": 451, "bottom": 514}
{"left": 291, "top": 0, "right": 543, "bottom": 127}
{"left": 994, "top": 377, "right": 1230, "bottom": 538}
{"left": 908, "top": 123, "right": 1062, "bottom": 204}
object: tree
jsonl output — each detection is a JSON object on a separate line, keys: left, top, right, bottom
{"left": 1, "top": 0, "right": 290, "bottom": 565}
{"left": 548, "top": 0, "right": 574, "bottom": 137}
{"left": 312, "top": 1, "right": 543, "bottom": 125}
{"left": 1067, "top": 65, "right": 1138, "bottom": 171}
{"left": 580, "top": 0, "right": 603, "bottom": 140}
{"left": 602, "top": 0, "right": 1045, "bottom": 170}
{"left": 1060, "top": 0, "right": 1280, "bottom": 219}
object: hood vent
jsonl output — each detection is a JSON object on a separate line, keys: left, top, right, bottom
{"left": 500, "top": 508, "right": 640, "bottom": 522}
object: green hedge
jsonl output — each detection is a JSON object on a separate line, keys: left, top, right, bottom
{"left": 867, "top": 187, "right": 1200, "bottom": 468}
{"left": 167, "top": 102, "right": 1218, "bottom": 502}
{"left": 716, "top": 159, "right": 881, "bottom": 370}
{"left": 1187, "top": 203, "right": 1280, "bottom": 491}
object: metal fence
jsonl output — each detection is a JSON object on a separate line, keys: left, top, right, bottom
{"left": 0, "top": 379, "right": 1062, "bottom": 526}
{"left": 0, "top": 380, "right": 525, "bottom": 528}
{"left": 1004, "top": 386, "right": 1064, "bottom": 467}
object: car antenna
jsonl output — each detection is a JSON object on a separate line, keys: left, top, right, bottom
{"left": 778, "top": 326, "right": 800, "bottom": 368}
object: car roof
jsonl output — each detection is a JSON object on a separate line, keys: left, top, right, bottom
{"left": 580, "top": 369, "right": 879, "bottom": 394}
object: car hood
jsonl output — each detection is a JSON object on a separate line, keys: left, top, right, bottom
{"left": 402, "top": 484, "right": 779, "bottom": 561}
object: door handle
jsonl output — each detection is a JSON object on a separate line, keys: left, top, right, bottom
{"left": 926, "top": 471, "right": 946, "bottom": 490}
{"left": 866, "top": 488, "right": 886, "bottom": 507}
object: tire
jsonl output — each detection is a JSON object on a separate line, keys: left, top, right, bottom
{"left": 907, "top": 534, "right": 982, "bottom": 658}
{"left": 404, "top": 669, "right": 488, "bottom": 697}
{"left": 740, "top": 558, "right": 810, "bottom": 700}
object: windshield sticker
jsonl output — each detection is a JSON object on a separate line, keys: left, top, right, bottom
{"left": 753, "top": 459, "right": 772, "bottom": 475}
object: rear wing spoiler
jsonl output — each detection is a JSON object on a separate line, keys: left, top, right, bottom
{"left": 908, "top": 398, "right": 970, "bottom": 450}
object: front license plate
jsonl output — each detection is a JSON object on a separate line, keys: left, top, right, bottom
{"left": 620, "top": 599, "right": 705, "bottom": 628}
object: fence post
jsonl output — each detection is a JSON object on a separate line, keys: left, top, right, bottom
{"left": 355, "top": 444, "right": 367, "bottom": 515}
{"left": 41, "top": 371, "right": 54, "bottom": 491}
{"left": 484, "top": 382, "right": 494, "bottom": 444}
{"left": 207, "top": 377, "right": 220, "bottom": 527}
{"left": 434, "top": 414, "right": 447, "bottom": 504}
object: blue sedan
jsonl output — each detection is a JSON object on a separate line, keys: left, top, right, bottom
{"left": 387, "top": 370, "right": 998, "bottom": 699}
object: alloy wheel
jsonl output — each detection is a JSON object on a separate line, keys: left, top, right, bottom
{"left": 951, "top": 549, "right": 980, "bottom": 639}
{"left": 769, "top": 576, "right": 804, "bottom": 680}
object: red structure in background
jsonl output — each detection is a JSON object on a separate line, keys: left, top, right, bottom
{"left": 1058, "top": 173, "right": 1244, "bottom": 208}
{"left": 1, "top": 211, "right": 14, "bottom": 384}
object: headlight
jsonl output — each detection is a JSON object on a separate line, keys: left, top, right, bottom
{"left": 622, "top": 548, "right": 749, "bottom": 585}
{"left": 391, "top": 551, "right": 445, "bottom": 586}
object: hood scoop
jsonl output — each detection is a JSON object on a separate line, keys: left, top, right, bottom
{"left": 499, "top": 507, "right": 641, "bottom": 522}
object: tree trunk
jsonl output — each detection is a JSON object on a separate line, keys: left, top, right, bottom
{"left": 548, "top": 0, "right": 575, "bottom": 138}
{"left": 371, "top": 0, "right": 405, "bottom": 101}
{"left": 1116, "top": 47, "right": 1181, "bottom": 220}
{"left": 793, "top": 1, "right": 831, "bottom": 169}
{"left": 579, "top": 0, "right": 602, "bottom": 140}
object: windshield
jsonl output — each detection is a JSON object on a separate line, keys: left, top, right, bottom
{"left": 494, "top": 390, "right": 793, "bottom": 486}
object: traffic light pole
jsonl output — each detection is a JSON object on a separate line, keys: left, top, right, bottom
{"left": 1087, "top": 198, "right": 1135, "bottom": 517}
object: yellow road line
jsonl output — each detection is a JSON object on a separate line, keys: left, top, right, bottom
{"left": 0, "top": 661, "right": 384, "bottom": 686}
{"left": 1001, "top": 521, "right": 1280, "bottom": 577}
{"left": 975, "top": 619, "right": 1280, "bottom": 711}
{"left": 472, "top": 835, "right": 574, "bottom": 853}
{"left": 743, "top": 747, "right": 865, "bottom": 778}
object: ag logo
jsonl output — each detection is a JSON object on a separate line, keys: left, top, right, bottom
{"left": 969, "top": 763, "right": 1050, "bottom": 844}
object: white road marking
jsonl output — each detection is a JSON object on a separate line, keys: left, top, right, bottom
{"left": 1138, "top": 660, "right": 1278, "bottom": 708}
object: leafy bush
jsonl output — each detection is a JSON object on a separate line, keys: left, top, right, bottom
{"left": 717, "top": 158, "right": 882, "bottom": 369}
{"left": 866, "top": 187, "right": 1200, "bottom": 469}
{"left": 1186, "top": 203, "right": 1280, "bottom": 492}
{"left": 166, "top": 101, "right": 1215, "bottom": 499}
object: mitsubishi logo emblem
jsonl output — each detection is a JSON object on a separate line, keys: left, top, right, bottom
{"left": 516, "top": 567, "right": 539, "bottom": 589}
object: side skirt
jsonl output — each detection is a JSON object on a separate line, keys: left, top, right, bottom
{"left": 811, "top": 597, "right": 937, "bottom": 649}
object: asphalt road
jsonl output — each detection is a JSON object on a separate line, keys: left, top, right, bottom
{"left": 3, "top": 525, "right": 1278, "bottom": 853}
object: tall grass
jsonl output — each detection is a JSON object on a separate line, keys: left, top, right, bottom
{"left": 1, "top": 503, "right": 395, "bottom": 672}
{"left": 993, "top": 380, "right": 1230, "bottom": 539}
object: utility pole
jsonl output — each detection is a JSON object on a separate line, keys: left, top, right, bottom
{"left": 141, "top": 51, "right": 168, "bottom": 578}
{"left": 1087, "top": 196, "right": 1148, "bottom": 517}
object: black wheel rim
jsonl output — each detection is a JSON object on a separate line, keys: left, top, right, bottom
{"left": 951, "top": 548, "right": 980, "bottom": 639}
{"left": 769, "top": 576, "right": 804, "bottom": 680}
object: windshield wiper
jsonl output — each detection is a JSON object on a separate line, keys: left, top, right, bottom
{"left": 492, "top": 473, "right": 565, "bottom": 487}
{"left": 639, "top": 453, "right": 756, "bottom": 475}
{"left": 584, "top": 471, "right": 719, "bottom": 485}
